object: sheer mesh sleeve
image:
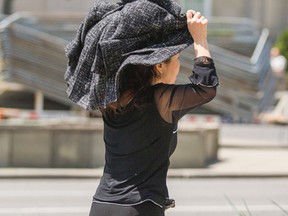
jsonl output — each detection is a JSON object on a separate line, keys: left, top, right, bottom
{"left": 154, "top": 56, "right": 219, "bottom": 124}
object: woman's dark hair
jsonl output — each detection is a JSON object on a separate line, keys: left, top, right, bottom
{"left": 104, "top": 64, "right": 160, "bottom": 115}
{"left": 119, "top": 64, "right": 158, "bottom": 93}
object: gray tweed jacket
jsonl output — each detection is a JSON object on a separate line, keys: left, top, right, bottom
{"left": 64, "top": 0, "right": 193, "bottom": 110}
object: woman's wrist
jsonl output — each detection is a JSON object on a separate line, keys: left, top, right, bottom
{"left": 194, "top": 56, "right": 214, "bottom": 65}
{"left": 193, "top": 39, "right": 211, "bottom": 58}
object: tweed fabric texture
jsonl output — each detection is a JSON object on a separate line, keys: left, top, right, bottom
{"left": 64, "top": 0, "right": 194, "bottom": 110}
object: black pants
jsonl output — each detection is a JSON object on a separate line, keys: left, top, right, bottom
{"left": 89, "top": 202, "right": 165, "bottom": 216}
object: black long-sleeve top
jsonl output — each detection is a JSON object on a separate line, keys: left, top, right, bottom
{"left": 93, "top": 56, "right": 219, "bottom": 208}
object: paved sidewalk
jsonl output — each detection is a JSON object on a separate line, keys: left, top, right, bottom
{"left": 1, "top": 147, "right": 288, "bottom": 178}
{"left": 168, "top": 147, "right": 288, "bottom": 178}
{"left": 219, "top": 124, "right": 288, "bottom": 148}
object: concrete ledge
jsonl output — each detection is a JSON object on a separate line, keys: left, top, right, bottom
{"left": 0, "top": 116, "right": 219, "bottom": 168}
{"left": 0, "top": 119, "right": 105, "bottom": 168}
{"left": 0, "top": 132, "right": 10, "bottom": 167}
{"left": 170, "top": 122, "right": 219, "bottom": 168}
{"left": 12, "top": 131, "right": 52, "bottom": 167}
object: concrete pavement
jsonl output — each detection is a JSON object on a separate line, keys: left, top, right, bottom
{"left": 1, "top": 178, "right": 287, "bottom": 216}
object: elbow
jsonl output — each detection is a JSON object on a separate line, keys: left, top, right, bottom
{"left": 201, "top": 86, "right": 217, "bottom": 102}
{"left": 208, "top": 87, "right": 217, "bottom": 100}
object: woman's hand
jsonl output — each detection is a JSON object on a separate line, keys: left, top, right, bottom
{"left": 186, "top": 10, "right": 208, "bottom": 42}
{"left": 186, "top": 10, "right": 211, "bottom": 58}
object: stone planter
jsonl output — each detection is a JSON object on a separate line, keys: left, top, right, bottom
{"left": 0, "top": 116, "right": 220, "bottom": 168}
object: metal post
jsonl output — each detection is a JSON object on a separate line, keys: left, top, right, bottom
{"left": 34, "top": 90, "right": 44, "bottom": 113}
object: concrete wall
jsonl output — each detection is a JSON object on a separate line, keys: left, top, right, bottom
{"left": 0, "top": 118, "right": 219, "bottom": 168}
{"left": 170, "top": 123, "right": 219, "bottom": 168}
{"left": 0, "top": 121, "right": 106, "bottom": 168}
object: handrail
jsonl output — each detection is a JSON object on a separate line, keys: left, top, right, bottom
{"left": 250, "top": 28, "right": 270, "bottom": 65}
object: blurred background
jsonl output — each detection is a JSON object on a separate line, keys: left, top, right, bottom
{"left": 0, "top": 0, "right": 287, "bottom": 122}
{"left": 0, "top": 1, "right": 288, "bottom": 216}
{"left": 0, "top": 0, "right": 287, "bottom": 169}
